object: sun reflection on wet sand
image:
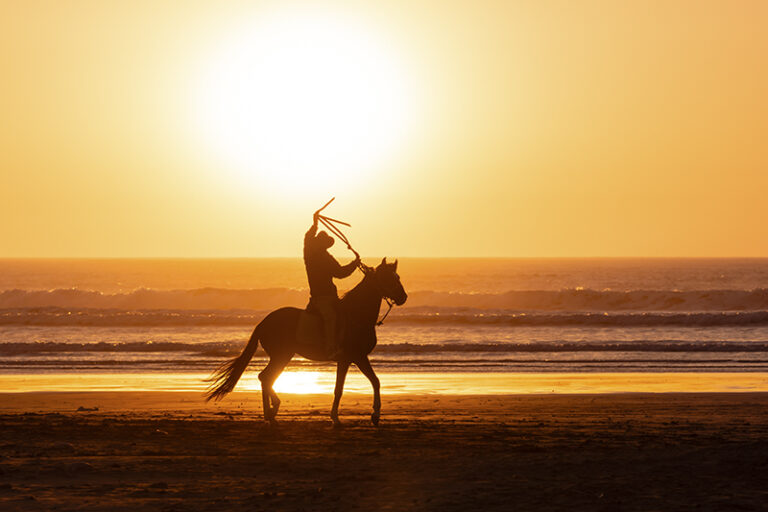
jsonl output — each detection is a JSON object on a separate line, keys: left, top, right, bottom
{"left": 2, "top": 372, "right": 768, "bottom": 394}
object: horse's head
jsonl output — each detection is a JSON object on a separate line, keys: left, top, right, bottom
{"left": 374, "top": 257, "right": 407, "bottom": 306}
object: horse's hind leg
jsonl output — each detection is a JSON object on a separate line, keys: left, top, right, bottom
{"left": 269, "top": 389, "right": 281, "bottom": 417}
{"left": 258, "top": 354, "right": 292, "bottom": 424}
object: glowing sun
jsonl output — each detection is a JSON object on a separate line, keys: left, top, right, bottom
{"left": 193, "top": 10, "right": 416, "bottom": 196}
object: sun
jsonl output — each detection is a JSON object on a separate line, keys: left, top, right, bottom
{"left": 192, "top": 9, "right": 416, "bottom": 197}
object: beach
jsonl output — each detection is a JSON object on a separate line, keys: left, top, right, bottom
{"left": 2, "top": 391, "right": 768, "bottom": 511}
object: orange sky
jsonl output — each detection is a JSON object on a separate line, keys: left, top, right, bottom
{"left": 1, "top": 0, "right": 766, "bottom": 257}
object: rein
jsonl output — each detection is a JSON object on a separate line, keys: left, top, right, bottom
{"left": 376, "top": 298, "right": 395, "bottom": 327}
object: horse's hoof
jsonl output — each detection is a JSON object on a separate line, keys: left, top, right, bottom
{"left": 332, "top": 418, "right": 343, "bottom": 429}
{"left": 371, "top": 412, "right": 380, "bottom": 426}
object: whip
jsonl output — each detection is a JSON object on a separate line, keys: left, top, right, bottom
{"left": 314, "top": 197, "right": 362, "bottom": 267}
{"left": 313, "top": 198, "right": 394, "bottom": 325}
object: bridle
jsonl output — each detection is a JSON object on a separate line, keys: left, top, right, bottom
{"left": 359, "top": 263, "right": 397, "bottom": 326}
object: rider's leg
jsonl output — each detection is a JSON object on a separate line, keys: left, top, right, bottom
{"left": 316, "top": 298, "right": 338, "bottom": 357}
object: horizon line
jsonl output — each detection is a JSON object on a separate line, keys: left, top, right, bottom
{"left": 2, "top": 255, "right": 768, "bottom": 260}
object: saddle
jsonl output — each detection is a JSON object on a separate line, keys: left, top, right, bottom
{"left": 296, "top": 300, "right": 347, "bottom": 349}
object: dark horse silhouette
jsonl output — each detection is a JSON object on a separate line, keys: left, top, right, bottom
{"left": 205, "top": 258, "right": 407, "bottom": 426}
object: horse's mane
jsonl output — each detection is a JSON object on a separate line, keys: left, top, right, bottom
{"left": 340, "top": 271, "right": 372, "bottom": 303}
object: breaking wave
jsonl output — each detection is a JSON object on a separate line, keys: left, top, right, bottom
{"left": 0, "top": 287, "right": 306, "bottom": 311}
{"left": 2, "top": 287, "right": 768, "bottom": 327}
{"left": 393, "top": 311, "right": 768, "bottom": 327}
{"left": 2, "top": 287, "right": 768, "bottom": 312}
{"left": 3, "top": 307, "right": 768, "bottom": 327}
{"left": 3, "top": 340, "right": 768, "bottom": 356}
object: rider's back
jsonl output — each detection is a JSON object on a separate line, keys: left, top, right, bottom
{"left": 303, "top": 245, "right": 339, "bottom": 298}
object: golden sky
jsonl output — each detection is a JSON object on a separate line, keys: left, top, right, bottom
{"left": 1, "top": 0, "right": 766, "bottom": 257}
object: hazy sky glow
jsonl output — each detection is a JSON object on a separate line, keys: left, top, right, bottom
{"left": 2, "top": 0, "right": 766, "bottom": 257}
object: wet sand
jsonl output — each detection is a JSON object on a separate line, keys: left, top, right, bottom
{"left": 4, "top": 371, "right": 768, "bottom": 394}
{"left": 1, "top": 392, "right": 768, "bottom": 511}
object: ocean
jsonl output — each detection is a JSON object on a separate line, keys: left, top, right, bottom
{"left": 2, "top": 258, "right": 768, "bottom": 387}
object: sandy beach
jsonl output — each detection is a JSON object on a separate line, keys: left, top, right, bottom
{"left": 1, "top": 391, "right": 767, "bottom": 511}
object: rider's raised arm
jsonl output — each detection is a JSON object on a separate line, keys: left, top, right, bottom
{"left": 304, "top": 215, "right": 318, "bottom": 245}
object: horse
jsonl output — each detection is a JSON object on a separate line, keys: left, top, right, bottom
{"left": 204, "top": 258, "right": 407, "bottom": 426}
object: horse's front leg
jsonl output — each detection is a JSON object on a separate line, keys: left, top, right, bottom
{"left": 355, "top": 357, "right": 381, "bottom": 426}
{"left": 330, "top": 361, "right": 350, "bottom": 427}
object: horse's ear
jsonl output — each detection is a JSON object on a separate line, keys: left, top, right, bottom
{"left": 393, "top": 259, "right": 398, "bottom": 271}
{"left": 380, "top": 257, "right": 387, "bottom": 267}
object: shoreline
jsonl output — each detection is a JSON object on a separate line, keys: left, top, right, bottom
{"left": 2, "top": 371, "right": 768, "bottom": 395}
{"left": 3, "top": 389, "right": 768, "bottom": 416}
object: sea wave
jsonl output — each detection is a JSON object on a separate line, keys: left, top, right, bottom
{"left": 3, "top": 307, "right": 768, "bottom": 327}
{"left": 0, "top": 287, "right": 306, "bottom": 311}
{"left": 394, "top": 311, "right": 768, "bottom": 327}
{"left": 0, "top": 308, "right": 265, "bottom": 326}
{"left": 3, "top": 340, "right": 768, "bottom": 356}
{"left": 2, "top": 287, "right": 768, "bottom": 312}
{"left": 408, "top": 288, "right": 768, "bottom": 311}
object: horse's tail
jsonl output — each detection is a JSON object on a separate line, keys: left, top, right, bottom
{"left": 204, "top": 325, "right": 261, "bottom": 402}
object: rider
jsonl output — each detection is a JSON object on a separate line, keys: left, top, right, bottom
{"left": 304, "top": 211, "right": 361, "bottom": 358}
